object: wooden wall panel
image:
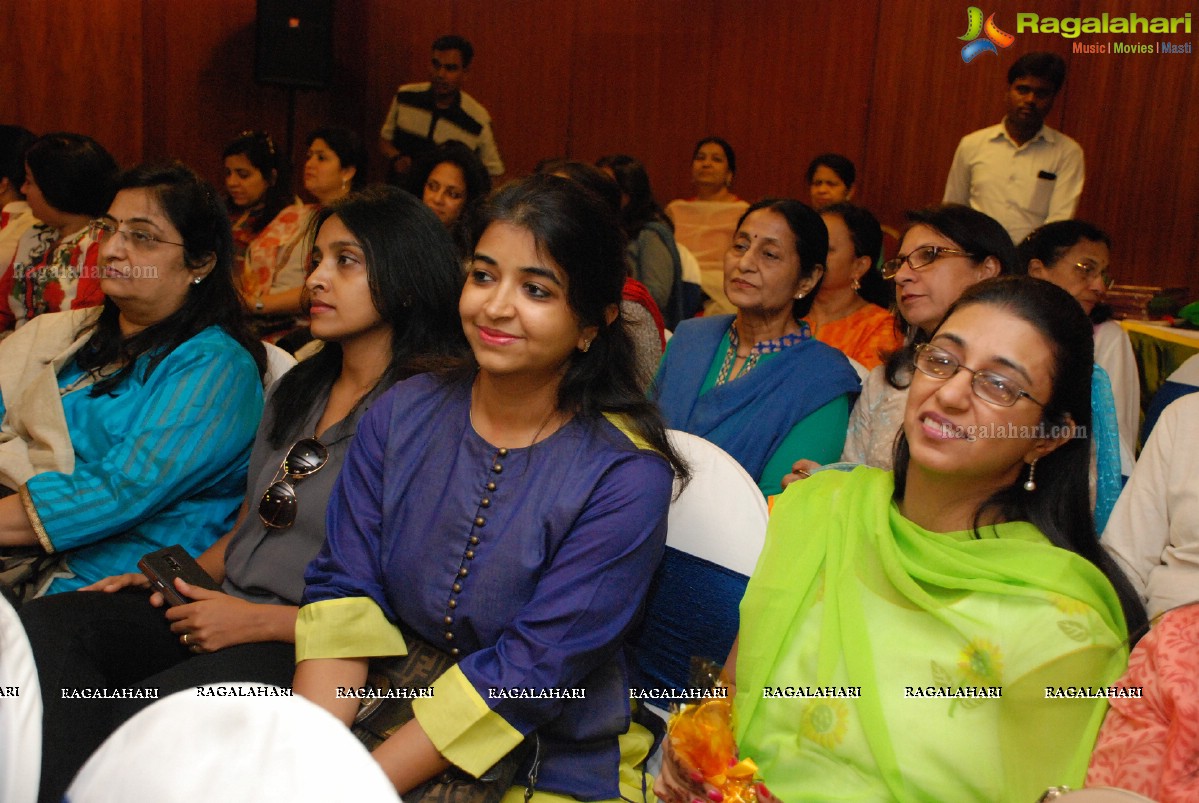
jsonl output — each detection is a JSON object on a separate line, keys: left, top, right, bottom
{"left": 361, "top": 0, "right": 456, "bottom": 182}
{"left": 702, "top": 1, "right": 881, "bottom": 205}
{"left": 446, "top": 0, "right": 576, "bottom": 179}
{"left": 565, "top": 0, "right": 717, "bottom": 198}
{"left": 3, "top": 0, "right": 1194, "bottom": 293}
{"left": 862, "top": 0, "right": 1078, "bottom": 239}
{"left": 1066, "top": 0, "right": 1198, "bottom": 292}
{"left": 141, "top": 0, "right": 358, "bottom": 197}
{"left": 7, "top": 0, "right": 145, "bottom": 167}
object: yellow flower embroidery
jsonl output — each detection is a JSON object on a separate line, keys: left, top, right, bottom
{"left": 958, "top": 638, "right": 1004, "bottom": 686}
{"left": 800, "top": 700, "right": 849, "bottom": 750}
{"left": 1050, "top": 594, "right": 1089, "bottom": 615}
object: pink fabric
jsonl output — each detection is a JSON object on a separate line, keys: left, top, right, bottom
{"left": 1087, "top": 604, "right": 1199, "bottom": 802}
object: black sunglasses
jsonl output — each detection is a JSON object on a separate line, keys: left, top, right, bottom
{"left": 258, "top": 438, "right": 329, "bottom": 529}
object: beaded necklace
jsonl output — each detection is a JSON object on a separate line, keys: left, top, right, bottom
{"left": 714, "top": 320, "right": 812, "bottom": 386}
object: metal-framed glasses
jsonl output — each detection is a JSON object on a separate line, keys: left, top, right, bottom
{"left": 89, "top": 218, "right": 186, "bottom": 250}
{"left": 1070, "top": 260, "right": 1114, "bottom": 290}
{"left": 881, "top": 245, "right": 976, "bottom": 280}
{"left": 258, "top": 438, "right": 329, "bottom": 529}
{"left": 913, "top": 344, "right": 1045, "bottom": 408}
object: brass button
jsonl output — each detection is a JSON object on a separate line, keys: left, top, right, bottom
{"left": 469, "top": 536, "right": 479, "bottom": 545}
{"left": 465, "top": 550, "right": 475, "bottom": 559}
{"left": 444, "top": 615, "right": 453, "bottom": 625}
{"left": 451, "top": 648, "right": 460, "bottom": 657}
{"left": 474, "top": 516, "right": 485, "bottom": 527}
{"left": 486, "top": 482, "right": 496, "bottom": 491}
{"left": 445, "top": 632, "right": 454, "bottom": 641}
{"left": 458, "top": 568, "right": 469, "bottom": 577}
{"left": 492, "top": 464, "right": 503, "bottom": 474}
{"left": 497, "top": 448, "right": 509, "bottom": 457}
{"left": 452, "top": 583, "right": 462, "bottom": 593}
{"left": 448, "top": 599, "right": 457, "bottom": 608}
{"left": 480, "top": 498, "right": 491, "bottom": 508}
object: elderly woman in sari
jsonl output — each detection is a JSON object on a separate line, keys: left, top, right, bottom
{"left": 657, "top": 277, "right": 1146, "bottom": 802}
{"left": 653, "top": 198, "right": 859, "bottom": 497}
{"left": 0, "top": 163, "right": 263, "bottom": 595}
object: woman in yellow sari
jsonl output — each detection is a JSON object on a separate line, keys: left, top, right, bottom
{"left": 657, "top": 277, "right": 1146, "bottom": 803}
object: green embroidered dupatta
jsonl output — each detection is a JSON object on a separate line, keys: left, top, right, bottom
{"left": 735, "top": 467, "right": 1128, "bottom": 802}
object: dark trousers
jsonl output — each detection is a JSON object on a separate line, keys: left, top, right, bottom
{"left": 19, "top": 590, "right": 295, "bottom": 803}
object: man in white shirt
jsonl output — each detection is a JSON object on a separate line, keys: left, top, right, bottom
{"left": 943, "top": 52, "right": 1083, "bottom": 244}
{"left": 379, "top": 35, "right": 504, "bottom": 181}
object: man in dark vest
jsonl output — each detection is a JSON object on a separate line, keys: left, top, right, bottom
{"left": 379, "top": 35, "right": 505, "bottom": 182}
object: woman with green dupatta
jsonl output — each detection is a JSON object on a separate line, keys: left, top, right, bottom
{"left": 656, "top": 277, "right": 1147, "bottom": 803}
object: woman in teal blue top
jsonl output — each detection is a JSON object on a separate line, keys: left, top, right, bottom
{"left": 654, "top": 198, "right": 860, "bottom": 496}
{"left": 0, "top": 162, "right": 264, "bottom": 594}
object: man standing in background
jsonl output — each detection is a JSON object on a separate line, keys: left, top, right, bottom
{"left": 943, "top": 52, "right": 1083, "bottom": 244}
{"left": 379, "top": 35, "right": 505, "bottom": 182}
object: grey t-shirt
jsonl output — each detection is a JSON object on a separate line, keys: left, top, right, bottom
{"left": 221, "top": 381, "right": 384, "bottom": 606}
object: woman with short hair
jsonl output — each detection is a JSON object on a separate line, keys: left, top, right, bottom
{"left": 2, "top": 132, "right": 118, "bottom": 332}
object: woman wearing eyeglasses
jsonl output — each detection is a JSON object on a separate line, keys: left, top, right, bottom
{"left": 782, "top": 204, "right": 1015, "bottom": 482}
{"left": 1020, "top": 221, "right": 1138, "bottom": 474}
{"left": 293, "top": 175, "right": 688, "bottom": 798}
{"left": 1, "top": 162, "right": 264, "bottom": 595}
{"left": 656, "top": 277, "right": 1147, "bottom": 803}
{"left": 17, "top": 185, "right": 467, "bottom": 803}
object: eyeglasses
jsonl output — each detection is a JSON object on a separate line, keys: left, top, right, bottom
{"left": 1070, "top": 261, "right": 1114, "bottom": 290}
{"left": 258, "top": 438, "right": 329, "bottom": 529}
{"left": 913, "top": 344, "right": 1045, "bottom": 408}
{"left": 89, "top": 219, "right": 185, "bottom": 250}
{"left": 881, "top": 245, "right": 976, "bottom": 280}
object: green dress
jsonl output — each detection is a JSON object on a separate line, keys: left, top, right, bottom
{"left": 735, "top": 467, "right": 1129, "bottom": 802}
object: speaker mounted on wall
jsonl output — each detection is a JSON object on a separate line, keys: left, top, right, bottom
{"left": 255, "top": 0, "right": 334, "bottom": 89}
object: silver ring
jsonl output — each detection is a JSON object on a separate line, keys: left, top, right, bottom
{"left": 181, "top": 633, "right": 190, "bottom": 647}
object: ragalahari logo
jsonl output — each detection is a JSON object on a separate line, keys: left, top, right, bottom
{"left": 959, "top": 7, "right": 1016, "bottom": 62}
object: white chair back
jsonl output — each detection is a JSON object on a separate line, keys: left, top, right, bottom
{"left": 262, "top": 342, "right": 298, "bottom": 389}
{"left": 0, "top": 593, "right": 41, "bottom": 803}
{"left": 1166, "top": 352, "right": 1199, "bottom": 385}
{"left": 67, "top": 684, "right": 396, "bottom": 802}
{"left": 637, "top": 432, "right": 770, "bottom": 776}
{"left": 665, "top": 429, "right": 769, "bottom": 576}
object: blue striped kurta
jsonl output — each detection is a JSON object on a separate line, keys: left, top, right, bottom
{"left": 2, "top": 326, "right": 263, "bottom": 593}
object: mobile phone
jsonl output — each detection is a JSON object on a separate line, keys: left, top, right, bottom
{"left": 137, "top": 545, "right": 221, "bottom": 607}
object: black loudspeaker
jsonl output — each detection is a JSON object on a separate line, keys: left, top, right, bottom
{"left": 255, "top": 0, "right": 334, "bottom": 89}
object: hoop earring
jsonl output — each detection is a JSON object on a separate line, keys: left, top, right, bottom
{"left": 1023, "top": 459, "right": 1038, "bottom": 492}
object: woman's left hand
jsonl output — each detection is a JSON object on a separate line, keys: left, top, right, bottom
{"left": 164, "top": 579, "right": 262, "bottom": 653}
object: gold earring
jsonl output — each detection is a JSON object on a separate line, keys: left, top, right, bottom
{"left": 851, "top": 278, "right": 861, "bottom": 291}
{"left": 581, "top": 339, "right": 592, "bottom": 353}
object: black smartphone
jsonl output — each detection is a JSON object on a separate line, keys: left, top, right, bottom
{"left": 137, "top": 545, "right": 221, "bottom": 607}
